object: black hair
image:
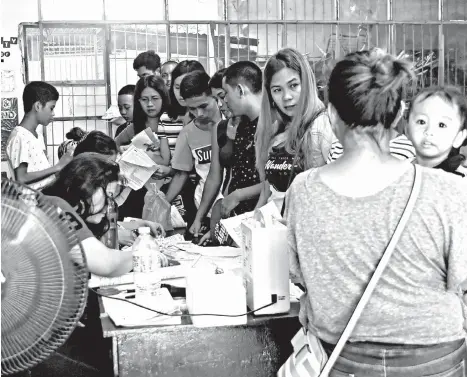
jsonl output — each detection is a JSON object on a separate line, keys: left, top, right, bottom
{"left": 167, "top": 60, "right": 205, "bottom": 118}
{"left": 118, "top": 84, "right": 136, "bottom": 96}
{"left": 42, "top": 152, "right": 120, "bottom": 238}
{"left": 73, "top": 130, "right": 117, "bottom": 157}
{"left": 180, "top": 70, "right": 211, "bottom": 100}
{"left": 58, "top": 127, "right": 87, "bottom": 159}
{"left": 133, "top": 50, "right": 161, "bottom": 72}
{"left": 23, "top": 81, "right": 59, "bottom": 113}
{"left": 409, "top": 85, "right": 467, "bottom": 175}
{"left": 133, "top": 75, "right": 170, "bottom": 134}
{"left": 328, "top": 49, "right": 413, "bottom": 130}
{"left": 208, "top": 68, "right": 227, "bottom": 90}
{"left": 224, "top": 61, "right": 262, "bottom": 93}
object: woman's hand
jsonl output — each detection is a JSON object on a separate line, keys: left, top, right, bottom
{"left": 118, "top": 219, "right": 166, "bottom": 239}
{"left": 118, "top": 228, "right": 137, "bottom": 247}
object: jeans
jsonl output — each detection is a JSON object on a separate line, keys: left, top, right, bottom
{"left": 323, "top": 339, "right": 466, "bottom": 377}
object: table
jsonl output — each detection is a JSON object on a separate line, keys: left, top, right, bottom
{"left": 100, "top": 301, "right": 301, "bottom": 377}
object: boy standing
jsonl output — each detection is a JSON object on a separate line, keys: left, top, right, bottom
{"left": 191, "top": 61, "right": 263, "bottom": 239}
{"left": 115, "top": 84, "right": 136, "bottom": 137}
{"left": 7, "top": 81, "right": 72, "bottom": 190}
{"left": 165, "top": 71, "right": 222, "bottom": 228}
{"left": 133, "top": 50, "right": 161, "bottom": 79}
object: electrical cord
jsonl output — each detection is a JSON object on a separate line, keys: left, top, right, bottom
{"left": 91, "top": 287, "right": 278, "bottom": 317}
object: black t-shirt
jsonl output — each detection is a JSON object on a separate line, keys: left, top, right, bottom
{"left": 265, "top": 145, "right": 301, "bottom": 193}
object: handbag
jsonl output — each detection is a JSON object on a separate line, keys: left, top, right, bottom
{"left": 278, "top": 164, "right": 422, "bottom": 377}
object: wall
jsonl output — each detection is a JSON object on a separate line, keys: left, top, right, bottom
{"left": 1, "top": 0, "right": 39, "bottom": 164}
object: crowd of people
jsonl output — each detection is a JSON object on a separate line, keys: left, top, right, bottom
{"left": 5, "top": 46, "right": 467, "bottom": 376}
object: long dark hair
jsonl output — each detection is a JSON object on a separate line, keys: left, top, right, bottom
{"left": 42, "top": 153, "right": 120, "bottom": 238}
{"left": 167, "top": 60, "right": 205, "bottom": 119}
{"left": 133, "top": 75, "right": 170, "bottom": 134}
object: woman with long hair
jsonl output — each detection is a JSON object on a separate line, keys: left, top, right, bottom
{"left": 115, "top": 75, "right": 170, "bottom": 166}
{"left": 255, "top": 48, "right": 334, "bottom": 210}
{"left": 285, "top": 49, "right": 467, "bottom": 375}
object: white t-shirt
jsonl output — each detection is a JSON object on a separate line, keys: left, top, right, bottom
{"left": 6, "top": 126, "right": 54, "bottom": 190}
{"left": 171, "top": 121, "right": 222, "bottom": 212}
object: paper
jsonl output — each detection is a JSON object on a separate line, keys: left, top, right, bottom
{"left": 101, "top": 286, "right": 182, "bottom": 327}
{"left": 117, "top": 145, "right": 158, "bottom": 190}
{"left": 131, "top": 128, "right": 159, "bottom": 151}
{"left": 219, "top": 201, "right": 282, "bottom": 247}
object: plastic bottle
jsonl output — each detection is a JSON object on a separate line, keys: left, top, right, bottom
{"left": 132, "top": 227, "right": 162, "bottom": 299}
{"left": 102, "top": 192, "right": 119, "bottom": 249}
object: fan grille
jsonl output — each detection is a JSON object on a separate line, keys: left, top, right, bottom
{"left": 1, "top": 179, "right": 89, "bottom": 375}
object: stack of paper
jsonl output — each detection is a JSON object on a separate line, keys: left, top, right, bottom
{"left": 118, "top": 145, "right": 158, "bottom": 190}
{"left": 101, "top": 286, "right": 182, "bottom": 327}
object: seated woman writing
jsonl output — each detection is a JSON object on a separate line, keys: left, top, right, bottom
{"left": 29, "top": 152, "right": 161, "bottom": 377}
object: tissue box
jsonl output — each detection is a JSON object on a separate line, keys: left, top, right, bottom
{"left": 186, "top": 270, "right": 247, "bottom": 327}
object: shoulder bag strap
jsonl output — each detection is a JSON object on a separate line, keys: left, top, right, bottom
{"left": 320, "top": 164, "right": 423, "bottom": 377}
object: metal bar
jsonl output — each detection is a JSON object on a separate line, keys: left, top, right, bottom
{"left": 47, "top": 80, "right": 108, "bottom": 87}
{"left": 22, "top": 25, "right": 30, "bottom": 83}
{"left": 32, "top": 20, "right": 467, "bottom": 26}
{"left": 103, "top": 25, "right": 112, "bottom": 136}
{"left": 334, "top": 0, "right": 341, "bottom": 60}
{"left": 438, "top": 24, "right": 445, "bottom": 85}
{"left": 280, "top": 0, "right": 286, "bottom": 48}
{"left": 52, "top": 116, "right": 103, "bottom": 121}
{"left": 224, "top": 0, "right": 231, "bottom": 67}
{"left": 164, "top": 0, "right": 171, "bottom": 60}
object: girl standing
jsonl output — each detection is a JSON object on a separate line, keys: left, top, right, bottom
{"left": 255, "top": 48, "right": 334, "bottom": 210}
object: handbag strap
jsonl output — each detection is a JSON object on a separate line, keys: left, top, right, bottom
{"left": 320, "top": 164, "right": 422, "bottom": 377}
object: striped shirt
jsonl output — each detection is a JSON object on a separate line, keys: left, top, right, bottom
{"left": 326, "top": 134, "right": 416, "bottom": 163}
{"left": 160, "top": 113, "right": 184, "bottom": 153}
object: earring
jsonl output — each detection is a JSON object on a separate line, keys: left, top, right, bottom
{"left": 272, "top": 101, "right": 276, "bottom": 108}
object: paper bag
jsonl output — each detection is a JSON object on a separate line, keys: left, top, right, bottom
{"left": 241, "top": 218, "right": 290, "bottom": 316}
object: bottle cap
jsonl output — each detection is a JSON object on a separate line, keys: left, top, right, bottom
{"left": 138, "top": 227, "right": 151, "bottom": 234}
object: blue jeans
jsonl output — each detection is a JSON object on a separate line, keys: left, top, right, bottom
{"left": 323, "top": 339, "right": 466, "bottom": 377}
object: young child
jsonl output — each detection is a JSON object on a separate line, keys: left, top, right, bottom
{"left": 7, "top": 81, "right": 72, "bottom": 190}
{"left": 115, "top": 84, "right": 136, "bottom": 137}
{"left": 406, "top": 86, "right": 467, "bottom": 177}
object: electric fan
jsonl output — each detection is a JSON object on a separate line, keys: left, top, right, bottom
{"left": 1, "top": 178, "right": 89, "bottom": 375}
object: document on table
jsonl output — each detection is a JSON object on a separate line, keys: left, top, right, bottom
{"left": 101, "top": 286, "right": 182, "bottom": 327}
{"left": 117, "top": 145, "right": 158, "bottom": 190}
{"left": 219, "top": 201, "right": 282, "bottom": 247}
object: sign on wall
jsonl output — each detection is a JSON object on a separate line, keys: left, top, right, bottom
{"left": 1, "top": 97, "right": 18, "bottom": 161}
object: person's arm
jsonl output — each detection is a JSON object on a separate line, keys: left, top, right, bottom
{"left": 165, "top": 127, "right": 193, "bottom": 203}
{"left": 192, "top": 123, "right": 224, "bottom": 228}
{"left": 158, "top": 136, "right": 171, "bottom": 166}
{"left": 165, "top": 170, "right": 189, "bottom": 203}
{"left": 15, "top": 154, "right": 72, "bottom": 185}
{"left": 79, "top": 237, "right": 133, "bottom": 277}
{"left": 255, "top": 180, "right": 271, "bottom": 209}
{"left": 318, "top": 114, "right": 335, "bottom": 164}
{"left": 221, "top": 183, "right": 262, "bottom": 217}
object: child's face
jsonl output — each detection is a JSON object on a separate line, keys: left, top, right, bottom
{"left": 161, "top": 62, "right": 177, "bottom": 89}
{"left": 173, "top": 74, "right": 188, "bottom": 106}
{"left": 407, "top": 96, "right": 465, "bottom": 162}
{"left": 139, "top": 87, "right": 163, "bottom": 118}
{"left": 136, "top": 66, "right": 158, "bottom": 79}
{"left": 118, "top": 94, "right": 134, "bottom": 122}
{"left": 38, "top": 100, "right": 56, "bottom": 126}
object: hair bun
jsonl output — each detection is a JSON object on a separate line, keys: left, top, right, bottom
{"left": 66, "top": 127, "right": 87, "bottom": 142}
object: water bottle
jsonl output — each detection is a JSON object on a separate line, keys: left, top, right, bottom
{"left": 103, "top": 192, "right": 118, "bottom": 249}
{"left": 132, "top": 227, "right": 162, "bottom": 299}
